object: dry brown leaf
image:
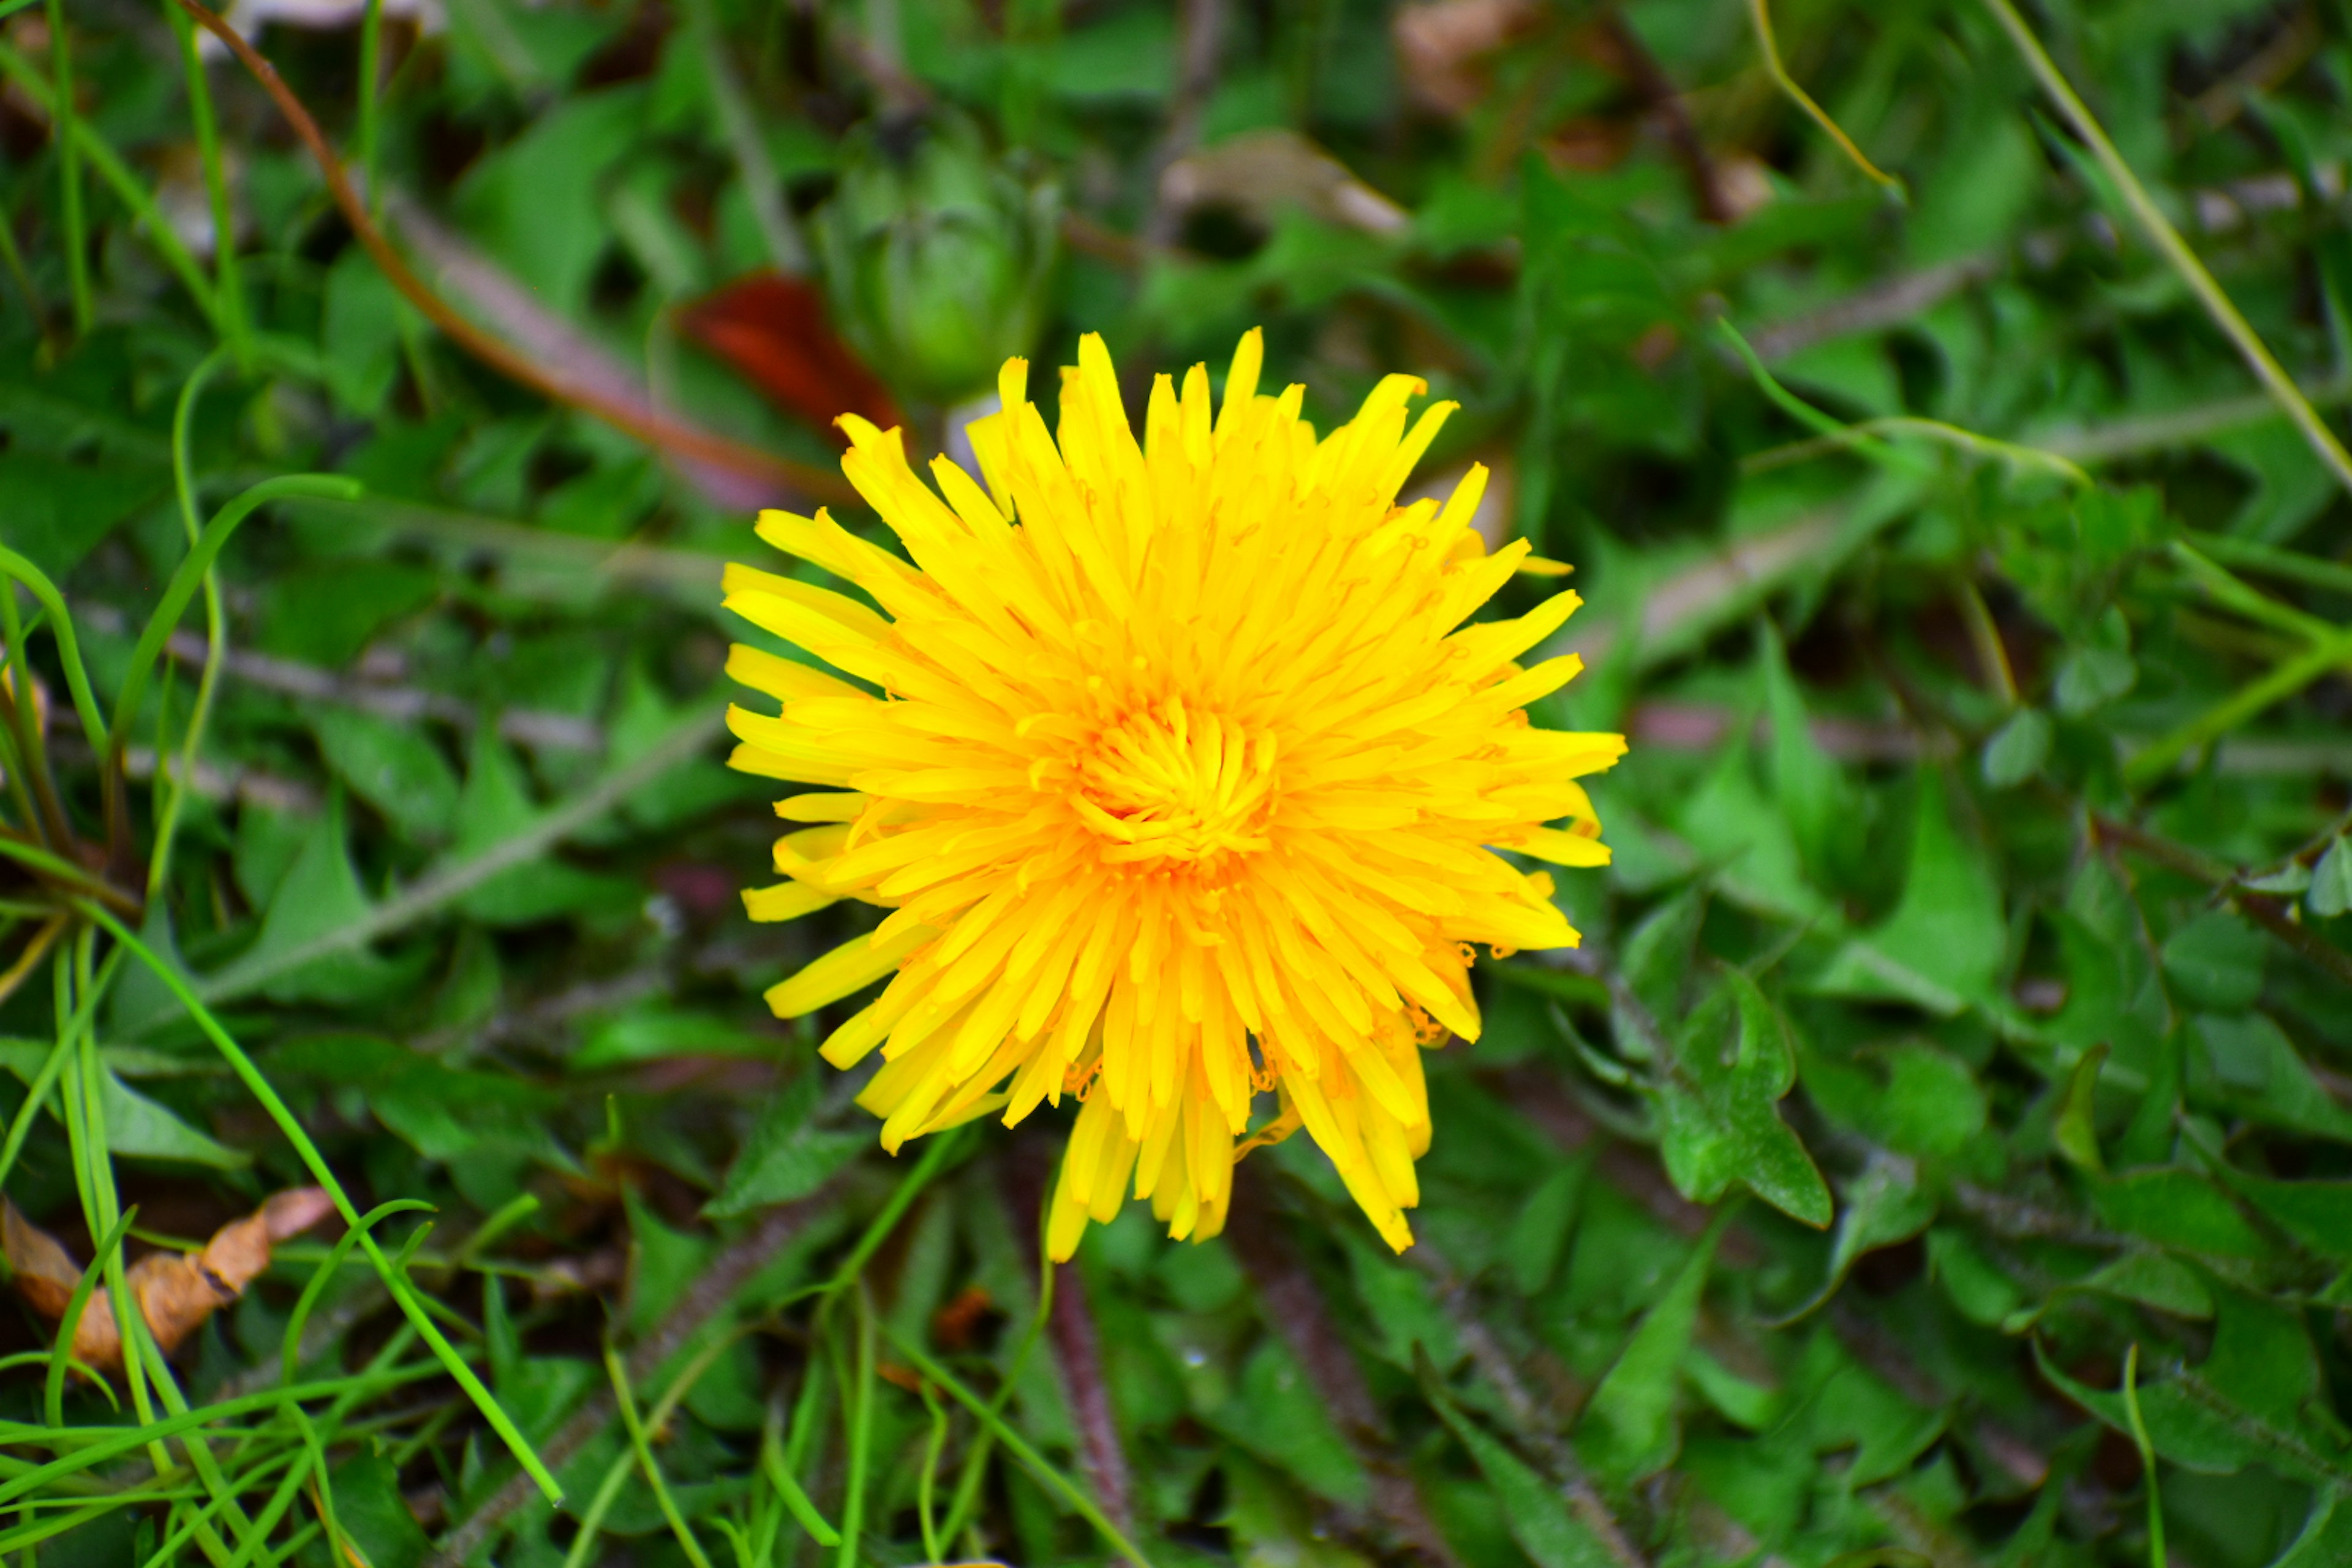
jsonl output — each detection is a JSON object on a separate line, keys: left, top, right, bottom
{"left": 1393, "top": 0, "right": 1542, "bottom": 117}
{"left": 1158, "top": 130, "right": 1409, "bottom": 237}
{"left": 4, "top": 1189, "right": 335, "bottom": 1371}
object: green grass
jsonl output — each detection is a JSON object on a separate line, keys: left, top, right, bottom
{"left": 2, "top": 0, "right": 2351, "bottom": 1564}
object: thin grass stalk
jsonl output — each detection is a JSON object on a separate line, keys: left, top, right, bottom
{"left": 149, "top": 349, "right": 238, "bottom": 900}
{"left": 78, "top": 903, "right": 564, "bottom": 1502}
{"left": 165, "top": 6, "right": 249, "bottom": 366}
{"left": 0, "top": 40, "right": 223, "bottom": 329}
{"left": 356, "top": 0, "right": 383, "bottom": 207}
{"left": 1982, "top": 0, "right": 2352, "bottom": 500}
{"left": 41, "top": 0, "right": 89, "bottom": 330}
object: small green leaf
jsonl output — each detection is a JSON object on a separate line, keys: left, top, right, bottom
{"left": 1422, "top": 1353, "right": 1615, "bottom": 1568}
{"left": 2054, "top": 607, "right": 2136, "bottom": 715}
{"left": 1653, "top": 971, "right": 1832, "bottom": 1228}
{"left": 2161, "top": 910, "right": 2266, "bottom": 1012}
{"left": 1504, "top": 1159, "right": 1589, "bottom": 1297}
{"left": 1981, "top": 707, "right": 2051, "bottom": 789}
{"left": 235, "top": 793, "right": 406, "bottom": 1005}
{"left": 2310, "top": 835, "right": 2352, "bottom": 919}
{"left": 1811, "top": 770, "right": 2005, "bottom": 1016}
{"left": 311, "top": 708, "right": 461, "bottom": 843}
{"left": 1212, "top": 1341, "right": 1370, "bottom": 1509}
{"left": 2053, "top": 1043, "right": 2108, "bottom": 1175}
{"left": 1926, "top": 1228, "right": 2022, "bottom": 1327}
{"left": 1580, "top": 1210, "right": 1727, "bottom": 1482}
{"left": 326, "top": 1448, "right": 432, "bottom": 1568}
{"left": 705, "top": 1071, "right": 867, "bottom": 1218}
{"left": 1817, "top": 1155, "right": 1933, "bottom": 1303}
{"left": 2090, "top": 1168, "right": 2267, "bottom": 1261}
{"left": 97, "top": 1071, "right": 247, "bottom": 1168}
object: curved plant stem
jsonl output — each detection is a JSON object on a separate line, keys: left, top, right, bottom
{"left": 1746, "top": 0, "right": 1904, "bottom": 199}
{"left": 74, "top": 902, "right": 565, "bottom": 1505}
{"left": 167, "top": 0, "right": 852, "bottom": 502}
{"left": 885, "top": 1324, "right": 1157, "bottom": 1568}
{"left": 1982, "top": 0, "right": 2352, "bottom": 500}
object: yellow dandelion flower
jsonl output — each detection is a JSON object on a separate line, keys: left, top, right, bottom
{"left": 725, "top": 330, "right": 1625, "bottom": 1259}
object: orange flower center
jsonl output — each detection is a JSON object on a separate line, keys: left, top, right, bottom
{"left": 1069, "top": 697, "right": 1278, "bottom": 869}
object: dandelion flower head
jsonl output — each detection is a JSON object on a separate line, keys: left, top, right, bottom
{"left": 725, "top": 330, "right": 1625, "bottom": 1259}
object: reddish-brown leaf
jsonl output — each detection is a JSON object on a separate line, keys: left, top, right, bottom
{"left": 679, "top": 272, "right": 902, "bottom": 442}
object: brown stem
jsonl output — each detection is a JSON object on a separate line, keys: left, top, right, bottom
{"left": 1599, "top": 14, "right": 1728, "bottom": 224}
{"left": 167, "top": 0, "right": 855, "bottom": 508}
{"left": 1226, "top": 1177, "right": 1467, "bottom": 1568}
{"left": 1049, "top": 1258, "right": 1134, "bottom": 1534}
{"left": 2090, "top": 813, "right": 2352, "bottom": 990}
{"left": 1140, "top": 0, "right": 1226, "bottom": 251}
{"left": 1001, "top": 1136, "right": 1136, "bottom": 1534}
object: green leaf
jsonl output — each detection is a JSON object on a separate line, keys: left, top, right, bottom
{"left": 2054, "top": 606, "right": 2137, "bottom": 715}
{"left": 1504, "top": 1158, "right": 1589, "bottom": 1297}
{"left": 326, "top": 1449, "right": 432, "bottom": 1568}
{"left": 446, "top": 725, "right": 636, "bottom": 926}
{"left": 1810, "top": 770, "right": 2005, "bottom": 1016}
{"left": 0, "top": 448, "right": 166, "bottom": 578}
{"left": 1579, "top": 1209, "right": 1727, "bottom": 1482}
{"left": 311, "top": 709, "right": 461, "bottom": 842}
{"left": 574, "top": 1003, "right": 772, "bottom": 1069}
{"left": 704, "top": 1071, "right": 867, "bottom": 1218}
{"left": 1787, "top": 1154, "right": 1934, "bottom": 1319}
{"left": 1422, "top": 1354, "right": 1615, "bottom": 1568}
{"left": 322, "top": 249, "right": 414, "bottom": 418}
{"left": 2161, "top": 910, "right": 2266, "bottom": 1012}
{"left": 96, "top": 1071, "right": 246, "bottom": 1168}
{"left": 233, "top": 793, "right": 408, "bottom": 1005}
{"left": 1872, "top": 1041, "right": 1989, "bottom": 1159}
{"left": 1211, "top": 1341, "right": 1370, "bottom": 1509}
{"left": 1981, "top": 707, "right": 2051, "bottom": 790}
{"left": 2090, "top": 1169, "right": 2268, "bottom": 1261}
{"left": 2191, "top": 1013, "right": 2352, "bottom": 1144}
{"left": 1926, "top": 1228, "right": 2023, "bottom": 1327}
{"left": 2033, "top": 1292, "right": 2347, "bottom": 1483}
{"left": 1653, "top": 970, "right": 1832, "bottom": 1228}
{"left": 1675, "top": 743, "right": 1836, "bottom": 925}
{"left": 2309, "top": 835, "right": 2352, "bottom": 919}
{"left": 1760, "top": 622, "right": 1847, "bottom": 884}
{"left": 2272, "top": 1487, "right": 2352, "bottom": 1567}
{"left": 255, "top": 559, "right": 439, "bottom": 668}
{"left": 2053, "top": 1042, "right": 2108, "bottom": 1175}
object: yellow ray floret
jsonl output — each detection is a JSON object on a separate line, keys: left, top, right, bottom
{"left": 725, "top": 329, "right": 1625, "bottom": 1259}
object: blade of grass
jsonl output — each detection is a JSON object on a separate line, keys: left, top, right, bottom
{"left": 75, "top": 902, "right": 564, "bottom": 1504}
{"left": 1982, "top": 0, "right": 2352, "bottom": 499}
{"left": 0, "top": 39, "right": 222, "bottom": 331}
{"left": 41, "top": 0, "right": 89, "bottom": 331}
{"left": 608, "top": 1343, "right": 717, "bottom": 1568}
{"left": 1746, "top": 0, "right": 1903, "bottom": 200}
{"left": 2187, "top": 531, "right": 2352, "bottom": 599}
{"left": 2121, "top": 1345, "right": 2165, "bottom": 1568}
{"left": 0, "top": 549, "right": 114, "bottom": 761}
{"left": 42, "top": 1206, "right": 137, "bottom": 1430}
{"left": 2126, "top": 625, "right": 2352, "bottom": 786}
{"left": 837, "top": 1292, "right": 874, "bottom": 1568}
{"left": 164, "top": 4, "right": 249, "bottom": 366}
{"left": 281, "top": 1200, "right": 435, "bottom": 1386}
{"left": 108, "top": 473, "right": 363, "bottom": 762}
{"left": 189, "top": 704, "right": 723, "bottom": 1006}
{"left": 356, "top": 0, "right": 385, "bottom": 208}
{"left": 883, "top": 1324, "right": 1156, "bottom": 1568}
{"left": 760, "top": 1393, "right": 840, "bottom": 1547}
{"left": 148, "top": 347, "right": 237, "bottom": 900}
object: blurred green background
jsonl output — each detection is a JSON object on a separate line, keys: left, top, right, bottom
{"left": 2, "top": 0, "right": 2352, "bottom": 1564}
